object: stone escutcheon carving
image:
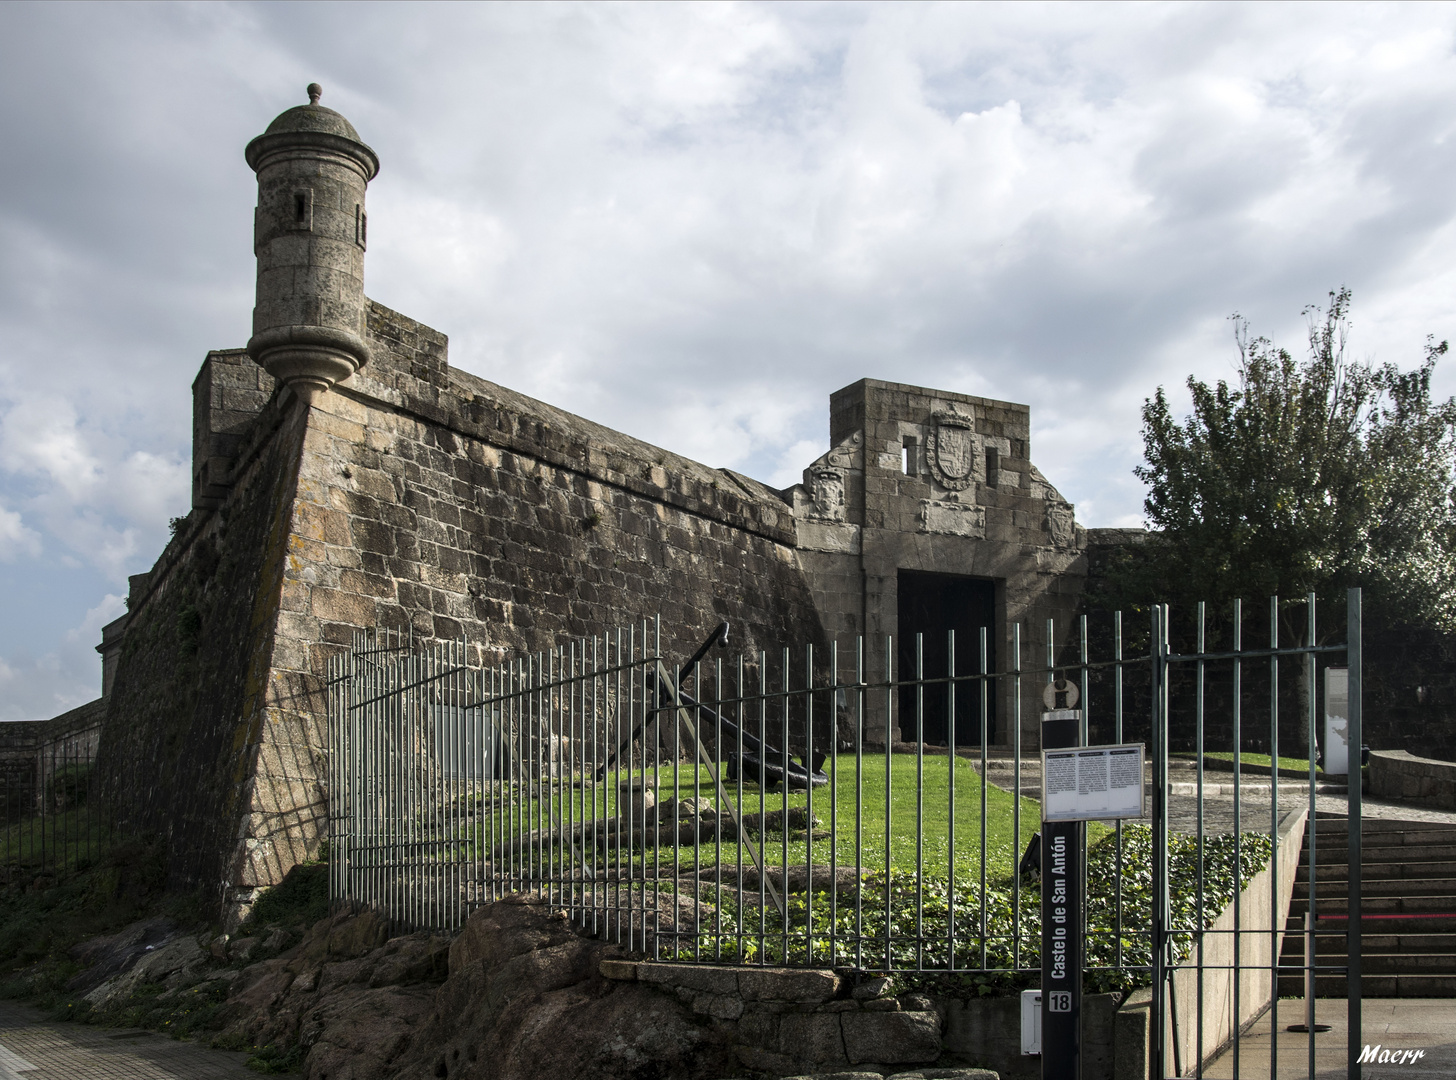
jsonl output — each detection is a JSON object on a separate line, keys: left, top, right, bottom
{"left": 1045, "top": 501, "right": 1077, "bottom": 549}
{"left": 809, "top": 467, "right": 846, "bottom": 522}
{"left": 927, "top": 408, "right": 980, "bottom": 491}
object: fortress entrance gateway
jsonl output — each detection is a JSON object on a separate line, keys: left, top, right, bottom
{"left": 896, "top": 570, "right": 997, "bottom": 746}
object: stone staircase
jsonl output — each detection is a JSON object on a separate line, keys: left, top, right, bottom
{"left": 1279, "top": 816, "right": 1456, "bottom": 997}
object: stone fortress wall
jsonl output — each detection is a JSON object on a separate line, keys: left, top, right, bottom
{"left": 0, "top": 698, "right": 106, "bottom": 821}
{"left": 102, "top": 296, "right": 832, "bottom": 916}
{"left": 85, "top": 86, "right": 1100, "bottom": 918}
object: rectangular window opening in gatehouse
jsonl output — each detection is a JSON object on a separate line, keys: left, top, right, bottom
{"left": 896, "top": 570, "right": 997, "bottom": 746}
{"left": 902, "top": 435, "right": 918, "bottom": 476}
{"left": 986, "top": 446, "right": 999, "bottom": 488}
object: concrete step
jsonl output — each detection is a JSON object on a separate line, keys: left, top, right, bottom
{"left": 1306, "top": 847, "right": 1456, "bottom": 867}
{"left": 1280, "top": 933, "right": 1456, "bottom": 957}
{"left": 1347, "top": 933, "right": 1456, "bottom": 952}
{"left": 1314, "top": 813, "right": 1456, "bottom": 826}
{"left": 1355, "top": 952, "right": 1456, "bottom": 973}
{"left": 1277, "top": 957, "right": 1456, "bottom": 979}
{"left": 1166, "top": 781, "right": 1346, "bottom": 796}
{"left": 1284, "top": 910, "right": 1456, "bottom": 935}
{"left": 1309, "top": 825, "right": 1456, "bottom": 846}
{"left": 1299, "top": 859, "right": 1456, "bottom": 882}
{"left": 1293, "top": 877, "right": 1456, "bottom": 899}
{"left": 1304, "top": 861, "right": 1456, "bottom": 879}
{"left": 1277, "top": 951, "right": 1456, "bottom": 971}
{"left": 1275, "top": 973, "right": 1456, "bottom": 997}
{"left": 1290, "top": 896, "right": 1456, "bottom": 918}
{"left": 1313, "top": 832, "right": 1456, "bottom": 843}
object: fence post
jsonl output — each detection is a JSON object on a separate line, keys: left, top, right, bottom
{"left": 1150, "top": 604, "right": 1170, "bottom": 1080}
{"left": 1347, "top": 588, "right": 1362, "bottom": 1080}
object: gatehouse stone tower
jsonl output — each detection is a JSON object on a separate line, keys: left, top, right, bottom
{"left": 244, "top": 84, "right": 377, "bottom": 405}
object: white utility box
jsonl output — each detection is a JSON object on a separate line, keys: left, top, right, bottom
{"left": 1021, "top": 989, "right": 1042, "bottom": 1055}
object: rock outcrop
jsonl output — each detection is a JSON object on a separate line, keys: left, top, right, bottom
{"left": 383, "top": 895, "right": 736, "bottom": 1080}
{"left": 217, "top": 894, "right": 973, "bottom": 1079}
{"left": 57, "top": 895, "right": 1002, "bottom": 1079}
{"left": 213, "top": 907, "right": 448, "bottom": 1076}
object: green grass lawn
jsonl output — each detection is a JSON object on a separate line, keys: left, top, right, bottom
{"left": 0, "top": 802, "right": 111, "bottom": 875}
{"left": 495, "top": 753, "right": 1109, "bottom": 880}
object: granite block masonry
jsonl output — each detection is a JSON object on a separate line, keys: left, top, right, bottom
{"left": 94, "top": 85, "right": 1102, "bottom": 920}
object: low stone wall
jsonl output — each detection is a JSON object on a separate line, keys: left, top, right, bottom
{"left": 940, "top": 991, "right": 1118, "bottom": 1080}
{"left": 608, "top": 959, "right": 1124, "bottom": 1080}
{"left": 0, "top": 696, "right": 106, "bottom": 816}
{"left": 1368, "top": 749, "right": 1456, "bottom": 808}
{"left": 602, "top": 960, "right": 941, "bottom": 1074}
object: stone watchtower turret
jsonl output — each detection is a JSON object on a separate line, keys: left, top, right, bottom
{"left": 244, "top": 84, "right": 379, "bottom": 404}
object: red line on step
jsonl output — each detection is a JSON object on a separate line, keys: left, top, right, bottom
{"left": 1316, "top": 913, "right": 1456, "bottom": 920}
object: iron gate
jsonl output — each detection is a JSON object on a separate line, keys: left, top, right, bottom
{"left": 1148, "top": 590, "right": 1362, "bottom": 1079}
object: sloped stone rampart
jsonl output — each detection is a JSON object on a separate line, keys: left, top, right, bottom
{"left": 97, "top": 390, "right": 311, "bottom": 902}
{"left": 101, "top": 299, "right": 827, "bottom": 917}
{"left": 293, "top": 301, "right": 825, "bottom": 665}
{"left": 238, "top": 302, "right": 828, "bottom": 912}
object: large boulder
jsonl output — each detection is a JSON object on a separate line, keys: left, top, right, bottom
{"left": 215, "top": 909, "right": 449, "bottom": 1077}
{"left": 385, "top": 894, "right": 736, "bottom": 1080}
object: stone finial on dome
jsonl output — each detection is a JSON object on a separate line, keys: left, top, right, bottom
{"left": 307, "top": 83, "right": 322, "bottom": 105}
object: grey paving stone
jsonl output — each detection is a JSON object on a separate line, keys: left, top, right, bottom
{"left": 0, "top": 1002, "right": 255, "bottom": 1080}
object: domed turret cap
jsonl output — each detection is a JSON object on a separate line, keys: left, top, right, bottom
{"left": 245, "top": 84, "right": 379, "bottom": 179}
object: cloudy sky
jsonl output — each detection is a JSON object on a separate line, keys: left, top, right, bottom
{"left": 3, "top": 1, "right": 1456, "bottom": 720}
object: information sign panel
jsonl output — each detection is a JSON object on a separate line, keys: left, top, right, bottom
{"left": 1041, "top": 743, "right": 1145, "bottom": 822}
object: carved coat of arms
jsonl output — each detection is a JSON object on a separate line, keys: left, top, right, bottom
{"left": 927, "top": 410, "right": 979, "bottom": 492}
{"left": 809, "top": 467, "right": 846, "bottom": 522}
{"left": 1045, "top": 501, "right": 1077, "bottom": 550}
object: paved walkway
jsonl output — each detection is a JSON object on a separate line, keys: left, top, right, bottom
{"left": 979, "top": 754, "right": 1456, "bottom": 833}
{"left": 1163, "top": 789, "right": 1456, "bottom": 835}
{"left": 0, "top": 1003, "right": 254, "bottom": 1080}
{"left": 1203, "top": 998, "right": 1456, "bottom": 1079}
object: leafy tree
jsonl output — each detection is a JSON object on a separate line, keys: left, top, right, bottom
{"left": 1106, "top": 288, "right": 1456, "bottom": 639}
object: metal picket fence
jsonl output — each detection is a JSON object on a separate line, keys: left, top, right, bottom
{"left": 0, "top": 721, "right": 110, "bottom": 881}
{"left": 327, "top": 593, "right": 1364, "bottom": 1078}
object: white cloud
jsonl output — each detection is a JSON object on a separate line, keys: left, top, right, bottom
{"left": 65, "top": 593, "right": 126, "bottom": 647}
{"left": 0, "top": 593, "right": 120, "bottom": 721}
{"left": 0, "top": 395, "right": 187, "bottom": 579}
{"left": 0, "top": 500, "right": 39, "bottom": 562}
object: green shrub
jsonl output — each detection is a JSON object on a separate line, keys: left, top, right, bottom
{"left": 240, "top": 861, "right": 328, "bottom": 933}
{"left": 673, "top": 823, "right": 1273, "bottom": 996}
{"left": 246, "top": 1042, "right": 309, "bottom": 1074}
